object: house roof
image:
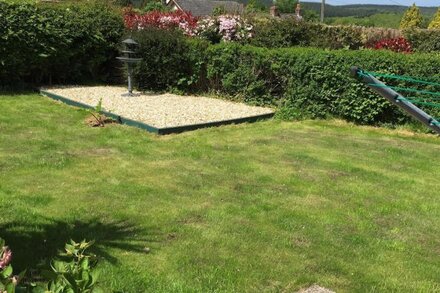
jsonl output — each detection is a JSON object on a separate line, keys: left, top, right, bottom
{"left": 169, "top": 0, "right": 244, "bottom": 16}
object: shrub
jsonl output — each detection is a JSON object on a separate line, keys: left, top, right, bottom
{"left": 204, "top": 44, "right": 440, "bottom": 124}
{"left": 141, "top": 0, "right": 169, "bottom": 13}
{"left": 134, "top": 36, "right": 440, "bottom": 125}
{"left": 0, "top": 1, "right": 124, "bottom": 86}
{"left": 196, "top": 15, "right": 253, "bottom": 43}
{"left": 404, "top": 29, "right": 440, "bottom": 52}
{"left": 248, "top": 18, "right": 363, "bottom": 49}
{"left": 368, "top": 37, "right": 412, "bottom": 53}
{"left": 400, "top": 3, "right": 423, "bottom": 29}
{"left": 123, "top": 8, "right": 198, "bottom": 35}
{"left": 37, "top": 240, "right": 100, "bottom": 293}
{"left": 132, "top": 28, "right": 208, "bottom": 92}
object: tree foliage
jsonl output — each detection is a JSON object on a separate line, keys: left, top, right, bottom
{"left": 428, "top": 8, "right": 440, "bottom": 29}
{"left": 275, "top": 0, "right": 297, "bottom": 13}
{"left": 400, "top": 3, "right": 423, "bottom": 29}
{"left": 246, "top": 0, "right": 266, "bottom": 13}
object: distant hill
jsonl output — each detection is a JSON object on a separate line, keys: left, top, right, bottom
{"left": 301, "top": 3, "right": 437, "bottom": 17}
{"left": 224, "top": 0, "right": 437, "bottom": 17}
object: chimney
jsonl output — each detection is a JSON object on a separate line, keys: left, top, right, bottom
{"left": 295, "top": 3, "right": 303, "bottom": 20}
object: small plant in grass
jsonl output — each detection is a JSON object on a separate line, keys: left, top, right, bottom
{"left": 35, "top": 240, "right": 101, "bottom": 293}
{"left": 86, "top": 99, "right": 108, "bottom": 127}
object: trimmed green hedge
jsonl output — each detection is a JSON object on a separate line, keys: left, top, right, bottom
{"left": 248, "top": 18, "right": 364, "bottom": 50}
{"left": 132, "top": 28, "right": 208, "bottom": 92}
{"left": 205, "top": 44, "right": 440, "bottom": 124}
{"left": 404, "top": 29, "right": 440, "bottom": 52}
{"left": 134, "top": 31, "right": 440, "bottom": 125}
{"left": 0, "top": 1, "right": 124, "bottom": 86}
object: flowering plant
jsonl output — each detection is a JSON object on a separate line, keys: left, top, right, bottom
{"left": 368, "top": 37, "right": 412, "bottom": 54}
{"left": 196, "top": 15, "right": 253, "bottom": 42}
{"left": 123, "top": 8, "right": 253, "bottom": 43}
{"left": 124, "top": 8, "right": 198, "bottom": 36}
{"left": 0, "top": 239, "right": 23, "bottom": 293}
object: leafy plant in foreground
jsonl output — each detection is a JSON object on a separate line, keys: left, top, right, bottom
{"left": 87, "top": 99, "right": 107, "bottom": 127}
{"left": 35, "top": 240, "right": 101, "bottom": 293}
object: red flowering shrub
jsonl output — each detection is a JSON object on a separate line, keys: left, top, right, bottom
{"left": 368, "top": 37, "right": 412, "bottom": 53}
{"left": 124, "top": 8, "right": 198, "bottom": 36}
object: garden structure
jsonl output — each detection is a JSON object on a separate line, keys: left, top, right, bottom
{"left": 117, "top": 38, "right": 142, "bottom": 96}
{"left": 352, "top": 67, "right": 440, "bottom": 135}
{"left": 40, "top": 86, "right": 274, "bottom": 134}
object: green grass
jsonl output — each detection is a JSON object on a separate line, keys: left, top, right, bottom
{"left": 1, "top": 93, "right": 440, "bottom": 292}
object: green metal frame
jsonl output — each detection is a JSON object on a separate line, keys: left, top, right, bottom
{"left": 40, "top": 90, "right": 274, "bottom": 135}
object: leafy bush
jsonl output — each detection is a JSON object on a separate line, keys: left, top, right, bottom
{"left": 132, "top": 28, "right": 208, "bottom": 92}
{"left": 0, "top": 1, "right": 124, "bottom": 86}
{"left": 367, "top": 37, "right": 412, "bottom": 53}
{"left": 248, "top": 18, "right": 363, "bottom": 49}
{"left": 404, "top": 29, "right": 440, "bottom": 52}
{"left": 0, "top": 237, "right": 100, "bottom": 293}
{"left": 134, "top": 36, "right": 440, "bottom": 125}
{"left": 123, "top": 8, "right": 198, "bottom": 35}
{"left": 141, "top": 0, "right": 169, "bottom": 13}
{"left": 196, "top": 15, "right": 253, "bottom": 43}
{"left": 36, "top": 240, "right": 100, "bottom": 293}
{"left": 205, "top": 44, "right": 440, "bottom": 124}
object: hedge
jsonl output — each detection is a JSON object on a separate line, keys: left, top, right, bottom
{"left": 205, "top": 44, "right": 440, "bottom": 124}
{"left": 134, "top": 30, "right": 440, "bottom": 125}
{"left": 132, "top": 28, "right": 208, "bottom": 92}
{"left": 404, "top": 29, "right": 440, "bottom": 52}
{"left": 246, "top": 17, "right": 440, "bottom": 53}
{"left": 247, "top": 18, "right": 364, "bottom": 50}
{"left": 0, "top": 1, "right": 124, "bottom": 86}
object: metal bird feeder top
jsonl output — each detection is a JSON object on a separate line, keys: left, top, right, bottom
{"left": 117, "top": 38, "right": 142, "bottom": 96}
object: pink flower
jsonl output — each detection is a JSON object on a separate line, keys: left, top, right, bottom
{"left": 0, "top": 247, "right": 12, "bottom": 269}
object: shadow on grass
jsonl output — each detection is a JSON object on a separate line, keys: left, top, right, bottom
{"left": 0, "top": 217, "right": 160, "bottom": 271}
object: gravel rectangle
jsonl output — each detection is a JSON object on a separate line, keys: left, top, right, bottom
{"left": 42, "top": 86, "right": 274, "bottom": 129}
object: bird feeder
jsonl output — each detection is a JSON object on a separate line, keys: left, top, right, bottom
{"left": 117, "top": 38, "right": 142, "bottom": 96}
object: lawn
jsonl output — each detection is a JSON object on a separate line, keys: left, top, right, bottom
{"left": 1, "top": 93, "right": 440, "bottom": 292}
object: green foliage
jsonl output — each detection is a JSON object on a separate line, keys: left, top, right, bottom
{"left": 141, "top": 0, "right": 169, "bottom": 12}
{"left": 404, "top": 29, "right": 440, "bottom": 52}
{"left": 400, "top": 3, "right": 423, "bottom": 29}
{"left": 0, "top": 239, "right": 25, "bottom": 293}
{"left": 248, "top": 18, "right": 363, "bottom": 49}
{"left": 212, "top": 5, "right": 227, "bottom": 16}
{"left": 205, "top": 44, "right": 440, "bottom": 124}
{"left": 35, "top": 240, "right": 100, "bottom": 293}
{"left": 135, "top": 36, "right": 440, "bottom": 125}
{"left": 0, "top": 1, "right": 124, "bottom": 87}
{"left": 87, "top": 98, "right": 106, "bottom": 127}
{"left": 2, "top": 92, "right": 440, "bottom": 292}
{"left": 132, "top": 28, "right": 208, "bottom": 92}
{"left": 428, "top": 8, "right": 440, "bottom": 29}
{"left": 275, "top": 0, "right": 297, "bottom": 13}
{"left": 245, "top": 0, "right": 265, "bottom": 13}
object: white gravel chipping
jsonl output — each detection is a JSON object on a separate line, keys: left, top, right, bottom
{"left": 42, "top": 86, "right": 274, "bottom": 129}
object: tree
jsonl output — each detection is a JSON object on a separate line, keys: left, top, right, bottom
{"left": 428, "top": 8, "right": 440, "bottom": 29}
{"left": 276, "top": 0, "right": 297, "bottom": 13}
{"left": 246, "top": 0, "right": 266, "bottom": 13}
{"left": 400, "top": 3, "right": 423, "bottom": 29}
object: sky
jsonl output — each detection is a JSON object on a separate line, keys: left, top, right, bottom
{"left": 304, "top": 0, "right": 439, "bottom": 7}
